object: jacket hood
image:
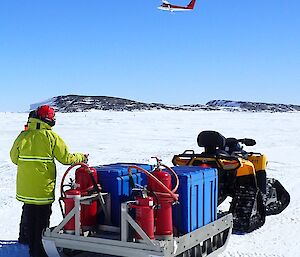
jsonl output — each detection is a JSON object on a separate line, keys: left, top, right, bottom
{"left": 27, "top": 118, "right": 52, "bottom": 130}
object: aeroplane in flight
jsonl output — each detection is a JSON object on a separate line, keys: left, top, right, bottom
{"left": 158, "top": 0, "right": 196, "bottom": 12}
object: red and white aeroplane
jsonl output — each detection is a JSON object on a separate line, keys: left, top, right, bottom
{"left": 158, "top": 0, "right": 196, "bottom": 12}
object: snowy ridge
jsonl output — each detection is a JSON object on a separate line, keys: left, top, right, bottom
{"left": 207, "top": 100, "right": 300, "bottom": 112}
{"left": 29, "top": 95, "right": 219, "bottom": 112}
{"left": 29, "top": 98, "right": 56, "bottom": 111}
{"left": 30, "top": 95, "right": 300, "bottom": 113}
{"left": 29, "top": 95, "right": 212, "bottom": 112}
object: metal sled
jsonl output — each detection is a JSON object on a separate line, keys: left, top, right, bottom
{"left": 42, "top": 193, "right": 232, "bottom": 257}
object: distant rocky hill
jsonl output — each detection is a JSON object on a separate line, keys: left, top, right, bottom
{"left": 30, "top": 95, "right": 215, "bottom": 112}
{"left": 207, "top": 100, "right": 300, "bottom": 112}
{"left": 30, "top": 95, "right": 300, "bottom": 113}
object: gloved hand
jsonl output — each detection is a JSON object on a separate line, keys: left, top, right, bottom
{"left": 83, "top": 154, "right": 89, "bottom": 164}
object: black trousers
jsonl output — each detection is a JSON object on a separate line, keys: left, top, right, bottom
{"left": 24, "top": 203, "right": 52, "bottom": 257}
{"left": 19, "top": 204, "right": 30, "bottom": 244}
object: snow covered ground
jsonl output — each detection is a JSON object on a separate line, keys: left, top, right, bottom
{"left": 0, "top": 110, "right": 299, "bottom": 257}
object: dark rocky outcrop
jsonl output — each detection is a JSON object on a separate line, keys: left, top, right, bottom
{"left": 206, "top": 100, "right": 300, "bottom": 113}
{"left": 30, "top": 95, "right": 300, "bottom": 113}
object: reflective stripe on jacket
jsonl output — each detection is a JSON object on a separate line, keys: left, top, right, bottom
{"left": 10, "top": 118, "right": 85, "bottom": 205}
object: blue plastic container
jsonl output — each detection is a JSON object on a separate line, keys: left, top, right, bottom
{"left": 100, "top": 163, "right": 153, "bottom": 176}
{"left": 203, "top": 168, "right": 218, "bottom": 224}
{"left": 94, "top": 163, "right": 152, "bottom": 226}
{"left": 171, "top": 166, "right": 218, "bottom": 234}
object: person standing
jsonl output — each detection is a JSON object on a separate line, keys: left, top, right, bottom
{"left": 10, "top": 105, "right": 88, "bottom": 257}
{"left": 18, "top": 110, "right": 37, "bottom": 244}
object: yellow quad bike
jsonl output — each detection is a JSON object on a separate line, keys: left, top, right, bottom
{"left": 172, "top": 131, "right": 290, "bottom": 234}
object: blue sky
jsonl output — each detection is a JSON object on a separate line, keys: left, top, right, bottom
{"left": 0, "top": 0, "right": 299, "bottom": 112}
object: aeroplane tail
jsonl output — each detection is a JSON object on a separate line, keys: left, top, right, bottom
{"left": 187, "top": 0, "right": 196, "bottom": 9}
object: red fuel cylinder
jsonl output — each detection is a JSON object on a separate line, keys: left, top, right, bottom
{"left": 155, "top": 196, "right": 173, "bottom": 239}
{"left": 148, "top": 169, "right": 174, "bottom": 239}
{"left": 199, "top": 163, "right": 211, "bottom": 168}
{"left": 75, "top": 167, "right": 98, "bottom": 229}
{"left": 133, "top": 196, "right": 154, "bottom": 240}
{"left": 64, "top": 189, "right": 81, "bottom": 233}
{"left": 148, "top": 169, "right": 172, "bottom": 192}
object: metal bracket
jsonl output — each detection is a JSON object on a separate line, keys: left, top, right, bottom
{"left": 121, "top": 202, "right": 160, "bottom": 248}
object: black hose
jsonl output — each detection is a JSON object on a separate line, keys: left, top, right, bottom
{"left": 88, "top": 170, "right": 101, "bottom": 194}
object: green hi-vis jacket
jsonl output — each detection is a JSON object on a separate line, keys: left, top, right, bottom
{"left": 10, "top": 118, "right": 85, "bottom": 205}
